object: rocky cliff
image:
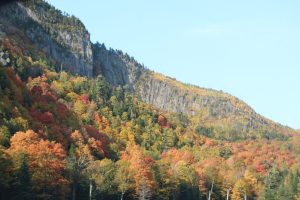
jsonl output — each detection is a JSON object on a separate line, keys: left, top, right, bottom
{"left": 92, "top": 43, "right": 145, "bottom": 88}
{"left": 0, "top": 0, "right": 93, "bottom": 76}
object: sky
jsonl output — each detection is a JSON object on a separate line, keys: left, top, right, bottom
{"left": 47, "top": 0, "right": 300, "bottom": 129}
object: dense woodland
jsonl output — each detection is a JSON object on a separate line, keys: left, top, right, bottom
{"left": 0, "top": 35, "right": 300, "bottom": 200}
{"left": 0, "top": 0, "right": 300, "bottom": 199}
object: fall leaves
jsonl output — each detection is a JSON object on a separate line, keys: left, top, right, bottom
{"left": 8, "top": 130, "right": 68, "bottom": 199}
{"left": 0, "top": 56, "right": 300, "bottom": 199}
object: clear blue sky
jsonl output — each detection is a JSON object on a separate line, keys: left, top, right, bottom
{"left": 47, "top": 0, "right": 300, "bottom": 129}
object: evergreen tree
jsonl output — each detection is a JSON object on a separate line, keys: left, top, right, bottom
{"left": 264, "top": 166, "right": 282, "bottom": 200}
{"left": 15, "top": 155, "right": 33, "bottom": 200}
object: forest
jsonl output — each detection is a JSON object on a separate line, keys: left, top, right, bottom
{"left": 0, "top": 34, "right": 300, "bottom": 200}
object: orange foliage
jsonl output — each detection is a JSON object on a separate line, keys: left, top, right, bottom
{"left": 121, "top": 145, "right": 156, "bottom": 198}
{"left": 94, "top": 112, "right": 110, "bottom": 131}
{"left": 79, "top": 94, "right": 90, "bottom": 104}
{"left": 157, "top": 114, "right": 169, "bottom": 128}
{"left": 8, "top": 130, "right": 69, "bottom": 195}
{"left": 9, "top": 130, "right": 40, "bottom": 153}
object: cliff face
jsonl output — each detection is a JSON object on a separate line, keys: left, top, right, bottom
{"left": 0, "top": 1, "right": 93, "bottom": 76}
{"left": 136, "top": 72, "right": 274, "bottom": 132}
{"left": 92, "top": 43, "right": 145, "bottom": 88}
{"left": 0, "top": 0, "right": 291, "bottom": 137}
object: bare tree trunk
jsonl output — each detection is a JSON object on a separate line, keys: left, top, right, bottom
{"left": 120, "top": 191, "right": 124, "bottom": 200}
{"left": 226, "top": 188, "right": 230, "bottom": 200}
{"left": 89, "top": 181, "right": 93, "bottom": 200}
{"left": 72, "top": 182, "right": 76, "bottom": 200}
{"left": 208, "top": 181, "right": 214, "bottom": 200}
{"left": 244, "top": 193, "right": 247, "bottom": 200}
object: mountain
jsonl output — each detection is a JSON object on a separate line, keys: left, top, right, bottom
{"left": 0, "top": 0, "right": 293, "bottom": 141}
{"left": 0, "top": 1, "right": 300, "bottom": 200}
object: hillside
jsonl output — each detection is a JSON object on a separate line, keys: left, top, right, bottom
{"left": 0, "top": 0, "right": 293, "bottom": 141}
{"left": 0, "top": 1, "right": 299, "bottom": 200}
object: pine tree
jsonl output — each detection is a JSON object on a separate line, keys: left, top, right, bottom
{"left": 16, "top": 155, "right": 33, "bottom": 200}
{"left": 264, "top": 167, "right": 282, "bottom": 200}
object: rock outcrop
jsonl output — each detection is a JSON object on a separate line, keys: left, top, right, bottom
{"left": 0, "top": 1, "right": 93, "bottom": 76}
{"left": 92, "top": 43, "right": 144, "bottom": 88}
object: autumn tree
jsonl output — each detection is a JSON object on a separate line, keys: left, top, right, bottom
{"left": 85, "top": 158, "right": 115, "bottom": 200}
{"left": 8, "top": 130, "right": 68, "bottom": 199}
{"left": 68, "top": 130, "right": 94, "bottom": 200}
{"left": 122, "top": 145, "right": 156, "bottom": 200}
{"left": 114, "top": 159, "right": 134, "bottom": 200}
{"left": 231, "top": 170, "right": 257, "bottom": 200}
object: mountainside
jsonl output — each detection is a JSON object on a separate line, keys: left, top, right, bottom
{"left": 0, "top": 1, "right": 299, "bottom": 200}
{"left": 0, "top": 0, "right": 292, "bottom": 140}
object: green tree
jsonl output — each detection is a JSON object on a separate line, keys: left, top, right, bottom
{"left": 0, "top": 126, "right": 10, "bottom": 147}
{"left": 15, "top": 155, "right": 33, "bottom": 200}
{"left": 264, "top": 166, "right": 282, "bottom": 200}
{"left": 85, "top": 159, "right": 115, "bottom": 200}
{"left": 114, "top": 159, "right": 133, "bottom": 200}
{"left": 0, "top": 148, "right": 13, "bottom": 200}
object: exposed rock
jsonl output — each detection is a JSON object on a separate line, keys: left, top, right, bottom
{"left": 0, "top": 1, "right": 93, "bottom": 76}
{"left": 92, "top": 43, "right": 145, "bottom": 89}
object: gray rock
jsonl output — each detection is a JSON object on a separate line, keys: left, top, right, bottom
{"left": 0, "top": 2, "right": 93, "bottom": 76}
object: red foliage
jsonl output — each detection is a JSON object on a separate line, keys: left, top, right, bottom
{"left": 88, "top": 138, "right": 105, "bottom": 158}
{"left": 39, "top": 111, "right": 55, "bottom": 124}
{"left": 30, "top": 109, "right": 54, "bottom": 124}
{"left": 48, "top": 125, "right": 69, "bottom": 147}
{"left": 31, "top": 85, "right": 43, "bottom": 96}
{"left": 79, "top": 94, "right": 90, "bottom": 104}
{"left": 56, "top": 102, "right": 69, "bottom": 118}
{"left": 85, "top": 125, "right": 110, "bottom": 156}
{"left": 31, "top": 81, "right": 57, "bottom": 103}
{"left": 254, "top": 160, "right": 266, "bottom": 173}
{"left": 39, "top": 82, "right": 51, "bottom": 93}
{"left": 41, "top": 92, "right": 57, "bottom": 102}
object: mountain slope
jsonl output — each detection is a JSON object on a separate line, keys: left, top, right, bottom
{"left": 1, "top": 1, "right": 300, "bottom": 200}
{"left": 0, "top": 0, "right": 293, "bottom": 140}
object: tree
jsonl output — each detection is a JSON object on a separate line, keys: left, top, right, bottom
{"left": 0, "top": 147, "right": 13, "bottom": 200}
{"left": 264, "top": 166, "right": 282, "bottom": 200}
{"left": 114, "top": 159, "right": 134, "bottom": 200}
{"left": 85, "top": 159, "right": 115, "bottom": 200}
{"left": 231, "top": 170, "right": 257, "bottom": 200}
{"left": 0, "top": 126, "right": 10, "bottom": 147}
{"left": 220, "top": 167, "right": 235, "bottom": 200}
{"left": 276, "top": 170, "right": 300, "bottom": 200}
{"left": 15, "top": 155, "right": 33, "bottom": 200}
{"left": 156, "top": 157, "right": 180, "bottom": 200}
{"left": 68, "top": 130, "right": 94, "bottom": 200}
{"left": 201, "top": 158, "right": 223, "bottom": 200}
{"left": 8, "top": 130, "right": 68, "bottom": 199}
{"left": 122, "top": 145, "right": 156, "bottom": 200}
{"left": 175, "top": 160, "right": 199, "bottom": 200}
